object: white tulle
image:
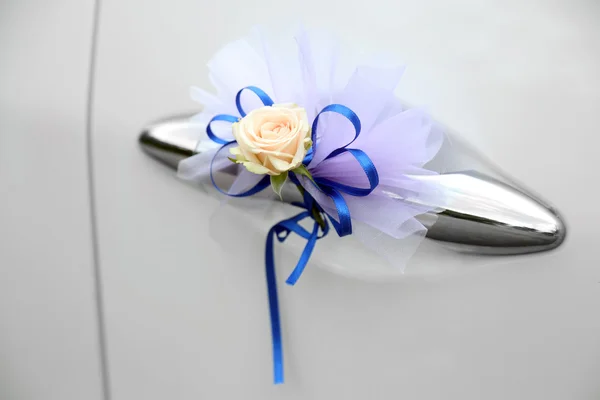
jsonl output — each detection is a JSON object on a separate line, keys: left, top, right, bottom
{"left": 178, "top": 26, "right": 447, "bottom": 276}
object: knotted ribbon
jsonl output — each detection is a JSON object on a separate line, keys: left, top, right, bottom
{"left": 205, "top": 86, "right": 379, "bottom": 383}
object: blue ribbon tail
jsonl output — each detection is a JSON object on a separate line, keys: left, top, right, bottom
{"left": 285, "top": 222, "right": 319, "bottom": 286}
{"left": 265, "top": 225, "right": 284, "bottom": 384}
{"left": 264, "top": 207, "right": 327, "bottom": 384}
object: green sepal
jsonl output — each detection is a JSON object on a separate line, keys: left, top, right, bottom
{"left": 270, "top": 171, "right": 288, "bottom": 200}
{"left": 291, "top": 165, "right": 316, "bottom": 185}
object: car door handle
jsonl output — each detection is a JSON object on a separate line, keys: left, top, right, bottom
{"left": 139, "top": 115, "right": 566, "bottom": 255}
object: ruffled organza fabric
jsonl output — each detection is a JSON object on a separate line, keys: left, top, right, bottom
{"left": 178, "top": 26, "right": 445, "bottom": 273}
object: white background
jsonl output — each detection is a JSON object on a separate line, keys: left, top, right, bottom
{"left": 1, "top": 0, "right": 599, "bottom": 399}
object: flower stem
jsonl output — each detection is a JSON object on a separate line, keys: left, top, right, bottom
{"left": 296, "top": 185, "right": 326, "bottom": 230}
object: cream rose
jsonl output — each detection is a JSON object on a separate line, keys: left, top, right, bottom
{"left": 230, "top": 103, "right": 312, "bottom": 176}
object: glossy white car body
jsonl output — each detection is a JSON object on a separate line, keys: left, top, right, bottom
{"left": 1, "top": 1, "right": 599, "bottom": 399}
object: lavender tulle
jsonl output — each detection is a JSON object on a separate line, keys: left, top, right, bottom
{"left": 177, "top": 26, "right": 445, "bottom": 273}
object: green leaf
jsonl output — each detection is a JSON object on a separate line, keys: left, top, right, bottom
{"left": 270, "top": 171, "right": 288, "bottom": 200}
{"left": 291, "top": 165, "right": 316, "bottom": 185}
{"left": 227, "top": 157, "right": 238, "bottom": 164}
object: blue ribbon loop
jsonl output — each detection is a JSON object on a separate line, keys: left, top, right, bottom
{"left": 203, "top": 86, "right": 379, "bottom": 384}
{"left": 236, "top": 86, "right": 274, "bottom": 116}
{"left": 301, "top": 105, "right": 379, "bottom": 237}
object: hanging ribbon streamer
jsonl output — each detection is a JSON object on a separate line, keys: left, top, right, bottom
{"left": 264, "top": 189, "right": 330, "bottom": 383}
{"left": 205, "top": 86, "right": 379, "bottom": 384}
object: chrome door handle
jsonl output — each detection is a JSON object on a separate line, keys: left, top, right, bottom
{"left": 139, "top": 115, "right": 566, "bottom": 255}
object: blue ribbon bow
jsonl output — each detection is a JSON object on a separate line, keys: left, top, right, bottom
{"left": 205, "top": 86, "right": 379, "bottom": 384}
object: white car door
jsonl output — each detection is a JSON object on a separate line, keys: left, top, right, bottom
{"left": 0, "top": 1, "right": 104, "bottom": 400}
{"left": 2, "top": 1, "right": 599, "bottom": 399}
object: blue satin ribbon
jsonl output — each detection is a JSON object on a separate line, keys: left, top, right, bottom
{"left": 236, "top": 86, "right": 274, "bottom": 116}
{"left": 301, "top": 105, "right": 379, "bottom": 237}
{"left": 206, "top": 115, "right": 238, "bottom": 145}
{"left": 209, "top": 142, "right": 271, "bottom": 197}
{"left": 204, "top": 86, "right": 379, "bottom": 384}
{"left": 265, "top": 188, "right": 329, "bottom": 383}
